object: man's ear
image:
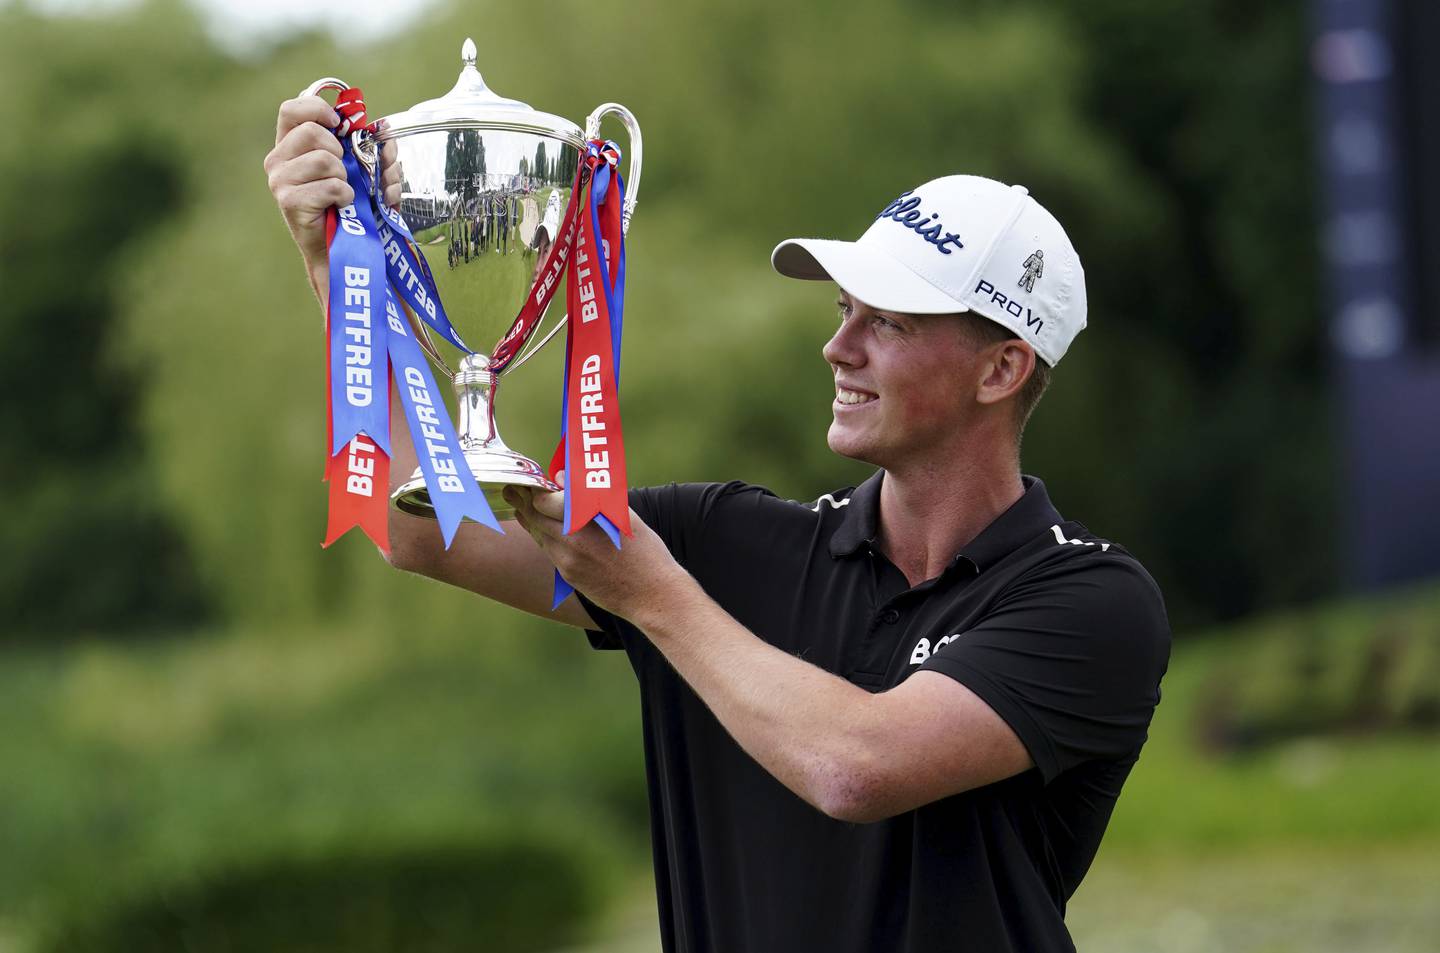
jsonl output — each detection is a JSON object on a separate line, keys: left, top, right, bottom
{"left": 975, "top": 341, "right": 1035, "bottom": 407}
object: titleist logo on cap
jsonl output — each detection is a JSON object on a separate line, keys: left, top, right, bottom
{"left": 875, "top": 192, "right": 964, "bottom": 255}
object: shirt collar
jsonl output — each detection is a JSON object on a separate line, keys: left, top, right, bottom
{"left": 829, "top": 471, "right": 1064, "bottom": 572}
{"left": 828, "top": 470, "right": 885, "bottom": 557}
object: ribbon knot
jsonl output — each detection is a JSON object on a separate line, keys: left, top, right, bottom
{"left": 588, "top": 140, "right": 621, "bottom": 169}
{"left": 334, "top": 87, "right": 372, "bottom": 137}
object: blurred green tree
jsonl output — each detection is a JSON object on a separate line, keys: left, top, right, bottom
{"left": 0, "top": 6, "right": 211, "bottom": 637}
{"left": 1037, "top": 0, "right": 1335, "bottom": 623}
{"left": 2, "top": 0, "right": 1337, "bottom": 633}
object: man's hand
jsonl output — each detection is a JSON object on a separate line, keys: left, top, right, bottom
{"left": 263, "top": 95, "right": 402, "bottom": 297}
{"left": 504, "top": 475, "right": 689, "bottom": 621}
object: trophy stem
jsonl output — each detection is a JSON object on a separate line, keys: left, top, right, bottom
{"left": 455, "top": 354, "right": 502, "bottom": 450}
{"left": 391, "top": 353, "right": 558, "bottom": 521}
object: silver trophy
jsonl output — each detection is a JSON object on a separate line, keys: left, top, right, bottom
{"left": 303, "top": 38, "right": 641, "bottom": 521}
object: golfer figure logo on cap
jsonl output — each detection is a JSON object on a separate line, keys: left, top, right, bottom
{"left": 1020, "top": 248, "right": 1044, "bottom": 292}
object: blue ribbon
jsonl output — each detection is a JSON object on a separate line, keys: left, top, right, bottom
{"left": 376, "top": 203, "right": 472, "bottom": 354}
{"left": 328, "top": 141, "right": 391, "bottom": 458}
{"left": 591, "top": 161, "right": 627, "bottom": 381}
{"left": 383, "top": 287, "right": 502, "bottom": 546}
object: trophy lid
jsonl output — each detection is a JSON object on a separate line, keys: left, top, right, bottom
{"left": 376, "top": 38, "right": 584, "bottom": 147}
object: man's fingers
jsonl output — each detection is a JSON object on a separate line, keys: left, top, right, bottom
{"left": 381, "top": 161, "right": 402, "bottom": 210}
{"left": 263, "top": 126, "right": 342, "bottom": 184}
{"left": 509, "top": 492, "right": 563, "bottom": 552}
{"left": 268, "top": 148, "right": 347, "bottom": 192}
{"left": 532, "top": 490, "right": 566, "bottom": 521}
{"left": 507, "top": 487, "right": 567, "bottom": 534}
{"left": 276, "top": 95, "right": 340, "bottom": 146}
{"left": 505, "top": 486, "right": 538, "bottom": 523}
{"left": 269, "top": 149, "right": 352, "bottom": 214}
{"left": 270, "top": 120, "right": 344, "bottom": 166}
{"left": 276, "top": 178, "right": 354, "bottom": 219}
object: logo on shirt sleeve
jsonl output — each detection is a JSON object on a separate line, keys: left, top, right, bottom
{"left": 1051, "top": 525, "right": 1111, "bottom": 552}
{"left": 806, "top": 493, "right": 852, "bottom": 513}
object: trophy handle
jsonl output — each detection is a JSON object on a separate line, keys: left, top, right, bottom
{"left": 300, "top": 76, "right": 349, "bottom": 98}
{"left": 506, "top": 105, "right": 642, "bottom": 374}
{"left": 584, "top": 102, "right": 642, "bottom": 235}
{"left": 298, "top": 77, "right": 380, "bottom": 181}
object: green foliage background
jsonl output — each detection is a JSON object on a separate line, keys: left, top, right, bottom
{"left": 1, "top": 0, "right": 1330, "bottom": 637}
{"left": 4, "top": 0, "right": 1425, "bottom": 950}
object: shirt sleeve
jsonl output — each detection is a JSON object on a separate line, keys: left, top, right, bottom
{"left": 918, "top": 555, "right": 1172, "bottom": 785}
{"left": 576, "top": 481, "right": 742, "bottom": 650}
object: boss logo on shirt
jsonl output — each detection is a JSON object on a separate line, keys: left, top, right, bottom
{"left": 909, "top": 633, "right": 961, "bottom": 665}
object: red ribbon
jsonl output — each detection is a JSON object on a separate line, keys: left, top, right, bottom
{"left": 324, "top": 429, "right": 391, "bottom": 551}
{"left": 554, "top": 145, "right": 630, "bottom": 537}
{"left": 334, "top": 87, "right": 372, "bottom": 137}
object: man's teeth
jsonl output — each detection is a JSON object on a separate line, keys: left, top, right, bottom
{"left": 836, "top": 388, "right": 876, "bottom": 405}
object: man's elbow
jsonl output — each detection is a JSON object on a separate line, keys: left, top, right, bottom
{"left": 812, "top": 757, "right": 895, "bottom": 825}
{"left": 381, "top": 529, "right": 430, "bottom": 575}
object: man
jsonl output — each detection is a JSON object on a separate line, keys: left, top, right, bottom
{"left": 266, "top": 97, "right": 1170, "bottom": 953}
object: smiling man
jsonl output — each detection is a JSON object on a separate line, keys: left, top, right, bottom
{"left": 266, "top": 107, "right": 1169, "bottom": 952}
{"left": 505, "top": 175, "right": 1172, "bottom": 953}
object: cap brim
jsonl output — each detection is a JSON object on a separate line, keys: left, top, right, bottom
{"left": 770, "top": 238, "right": 968, "bottom": 315}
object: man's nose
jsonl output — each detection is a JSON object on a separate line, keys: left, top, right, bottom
{"left": 823, "top": 320, "right": 863, "bottom": 368}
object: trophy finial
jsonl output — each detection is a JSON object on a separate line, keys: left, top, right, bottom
{"left": 462, "top": 38, "right": 477, "bottom": 68}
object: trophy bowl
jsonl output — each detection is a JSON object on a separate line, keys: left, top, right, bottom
{"left": 306, "top": 38, "right": 641, "bottom": 523}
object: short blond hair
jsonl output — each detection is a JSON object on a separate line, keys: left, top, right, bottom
{"left": 953, "top": 313, "right": 1052, "bottom": 439}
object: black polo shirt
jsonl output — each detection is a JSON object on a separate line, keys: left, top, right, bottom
{"left": 576, "top": 472, "right": 1171, "bottom": 953}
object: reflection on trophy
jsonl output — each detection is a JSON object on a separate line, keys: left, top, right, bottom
{"left": 305, "top": 38, "right": 641, "bottom": 523}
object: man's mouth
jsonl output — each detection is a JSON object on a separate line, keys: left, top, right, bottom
{"left": 835, "top": 386, "right": 877, "bottom": 406}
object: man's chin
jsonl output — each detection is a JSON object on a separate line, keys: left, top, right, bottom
{"left": 827, "top": 426, "right": 881, "bottom": 466}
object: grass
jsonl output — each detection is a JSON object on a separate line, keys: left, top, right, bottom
{"left": 559, "top": 842, "right": 1440, "bottom": 953}
{"left": 1103, "top": 583, "right": 1440, "bottom": 850}
{"left": 1066, "top": 842, "right": 1440, "bottom": 953}
{"left": 0, "top": 613, "right": 649, "bottom": 945}
{"left": 554, "top": 581, "right": 1440, "bottom": 953}
{"left": 0, "top": 581, "right": 1437, "bottom": 951}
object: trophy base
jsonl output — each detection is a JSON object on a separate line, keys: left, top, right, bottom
{"left": 391, "top": 446, "right": 559, "bottom": 522}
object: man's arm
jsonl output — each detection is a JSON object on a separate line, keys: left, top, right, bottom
{"left": 629, "top": 577, "right": 1034, "bottom": 822}
{"left": 264, "top": 95, "right": 594, "bottom": 631}
{"left": 384, "top": 383, "right": 595, "bottom": 628}
{"left": 510, "top": 486, "right": 1033, "bottom": 822}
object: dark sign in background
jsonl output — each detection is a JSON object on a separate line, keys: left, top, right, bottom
{"left": 1313, "top": 0, "right": 1440, "bottom": 589}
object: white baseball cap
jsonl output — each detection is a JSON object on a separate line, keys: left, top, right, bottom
{"left": 771, "top": 175, "right": 1087, "bottom": 366}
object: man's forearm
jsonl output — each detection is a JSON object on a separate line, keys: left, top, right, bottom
{"left": 307, "top": 257, "right": 328, "bottom": 310}
{"left": 630, "top": 573, "right": 881, "bottom": 819}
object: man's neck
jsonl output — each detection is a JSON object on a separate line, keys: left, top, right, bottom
{"left": 875, "top": 452, "right": 1024, "bottom": 588}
